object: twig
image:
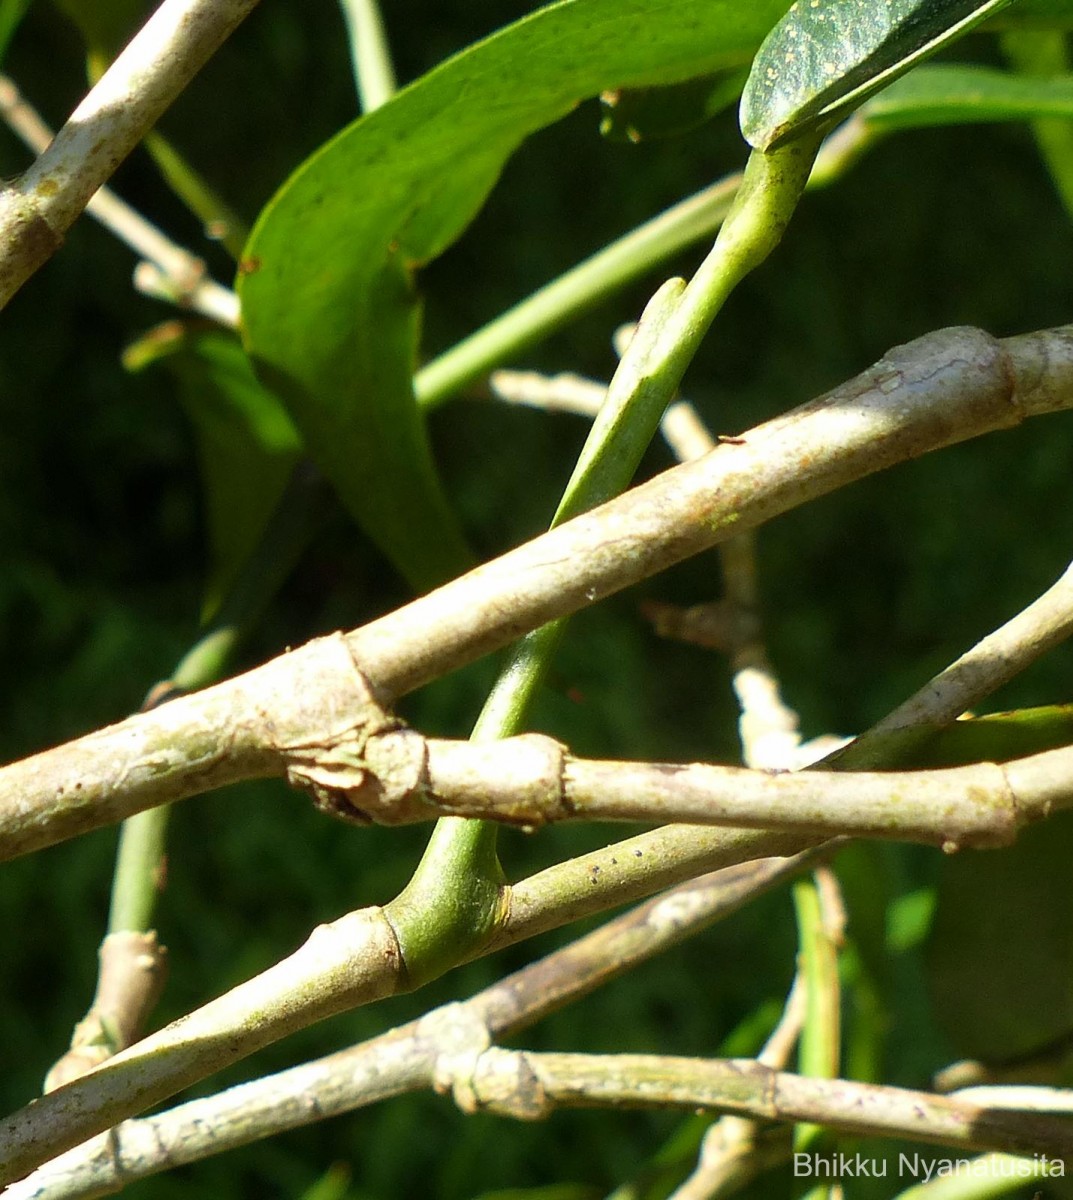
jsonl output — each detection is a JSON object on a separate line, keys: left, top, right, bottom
{"left": 3, "top": 855, "right": 819, "bottom": 1196}
{"left": 2, "top": 324, "right": 1071, "bottom": 859}
{"left": 290, "top": 728, "right": 1070, "bottom": 849}
{"left": 0, "top": 907, "right": 403, "bottom": 1187}
{"left": 132, "top": 261, "right": 238, "bottom": 325}
{"left": 338, "top": 0, "right": 398, "bottom": 113}
{"left": 0, "top": 73, "right": 239, "bottom": 325}
{"left": 489, "top": 825, "right": 817, "bottom": 952}
{"left": 12, "top": 710, "right": 1073, "bottom": 1179}
{"left": 6, "top": 671, "right": 1073, "bottom": 865}
{"left": 844, "top": 557, "right": 1073, "bottom": 768}
{"left": 9, "top": 715, "right": 1073, "bottom": 1182}
{"left": 0, "top": 0, "right": 260, "bottom": 308}
{"left": 436, "top": 1051, "right": 1073, "bottom": 1159}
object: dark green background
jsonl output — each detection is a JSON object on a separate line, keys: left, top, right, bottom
{"left": 1, "top": 3, "right": 1072, "bottom": 1197}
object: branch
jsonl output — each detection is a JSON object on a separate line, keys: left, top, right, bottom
{"left": 844, "top": 555, "right": 1073, "bottom": 768}
{"left": 493, "top": 366, "right": 823, "bottom": 772}
{"left": 282, "top": 728, "right": 1072, "bottom": 850}
{"left": 0, "top": 74, "right": 239, "bottom": 325}
{"left": 3, "top": 324, "right": 1071, "bottom": 859}
{"left": 2, "top": 856, "right": 817, "bottom": 1194}
{"left": 438, "top": 1051, "right": 1073, "bottom": 1160}
{"left": 24, "top": 693, "right": 1073, "bottom": 1188}
{"left": 0, "top": 633, "right": 397, "bottom": 861}
{"left": 0, "top": 0, "right": 260, "bottom": 307}
{"left": 0, "top": 907, "right": 402, "bottom": 1188}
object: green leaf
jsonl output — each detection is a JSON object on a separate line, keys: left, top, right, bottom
{"left": 861, "top": 62, "right": 1073, "bottom": 128}
{"left": 238, "top": 0, "right": 791, "bottom": 590}
{"left": 124, "top": 323, "right": 302, "bottom": 618}
{"left": 741, "top": 0, "right": 1014, "bottom": 151}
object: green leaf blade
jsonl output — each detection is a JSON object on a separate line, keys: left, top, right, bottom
{"left": 238, "top": 0, "right": 791, "bottom": 590}
{"left": 741, "top": 0, "right": 1014, "bottom": 151}
{"left": 862, "top": 62, "right": 1073, "bottom": 128}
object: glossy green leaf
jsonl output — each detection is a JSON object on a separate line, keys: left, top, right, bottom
{"left": 861, "top": 62, "right": 1073, "bottom": 127}
{"left": 741, "top": 0, "right": 1014, "bottom": 151}
{"left": 124, "top": 323, "right": 302, "bottom": 617}
{"left": 238, "top": 0, "right": 791, "bottom": 590}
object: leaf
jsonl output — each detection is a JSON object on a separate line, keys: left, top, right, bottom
{"left": 124, "top": 323, "right": 302, "bottom": 618}
{"left": 238, "top": 0, "right": 791, "bottom": 590}
{"left": 741, "top": 0, "right": 1014, "bottom": 151}
{"left": 861, "top": 62, "right": 1073, "bottom": 128}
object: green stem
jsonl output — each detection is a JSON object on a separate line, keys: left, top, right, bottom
{"left": 108, "top": 808, "right": 169, "bottom": 934}
{"left": 389, "top": 139, "right": 820, "bottom": 986}
{"left": 388, "top": 280, "right": 685, "bottom": 984}
{"left": 791, "top": 875, "right": 842, "bottom": 1200}
{"left": 338, "top": 0, "right": 398, "bottom": 114}
{"left": 414, "top": 175, "right": 740, "bottom": 410}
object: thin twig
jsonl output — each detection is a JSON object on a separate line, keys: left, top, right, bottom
{"left": 441, "top": 1050, "right": 1073, "bottom": 1159}
{"left": 0, "top": 0, "right": 260, "bottom": 307}
{"left": 338, "top": 0, "right": 398, "bottom": 113}
{"left": 3, "top": 855, "right": 819, "bottom": 1196}
{"left": 844, "top": 557, "right": 1073, "bottom": 768}
{"left": 294, "top": 727, "right": 1069, "bottom": 849}
{"left": 0, "top": 74, "right": 239, "bottom": 325}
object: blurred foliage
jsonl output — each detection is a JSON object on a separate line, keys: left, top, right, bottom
{"left": 1, "top": 2, "right": 1072, "bottom": 1199}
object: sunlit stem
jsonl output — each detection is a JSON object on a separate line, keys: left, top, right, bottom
{"left": 339, "top": 0, "right": 398, "bottom": 113}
